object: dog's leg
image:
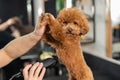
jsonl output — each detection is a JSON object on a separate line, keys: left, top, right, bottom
{"left": 45, "top": 13, "right": 65, "bottom": 43}
{"left": 37, "top": 14, "right": 55, "bottom": 44}
{"left": 39, "top": 13, "right": 61, "bottom": 47}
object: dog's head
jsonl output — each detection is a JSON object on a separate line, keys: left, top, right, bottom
{"left": 57, "top": 8, "right": 89, "bottom": 38}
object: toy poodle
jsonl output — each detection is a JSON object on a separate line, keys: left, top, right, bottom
{"left": 40, "top": 8, "right": 94, "bottom": 80}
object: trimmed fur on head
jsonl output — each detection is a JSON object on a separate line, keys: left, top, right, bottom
{"left": 57, "top": 8, "right": 89, "bottom": 36}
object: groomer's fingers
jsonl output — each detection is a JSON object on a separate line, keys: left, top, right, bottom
{"left": 29, "top": 62, "right": 40, "bottom": 78}
{"left": 34, "top": 63, "right": 43, "bottom": 78}
{"left": 38, "top": 67, "right": 46, "bottom": 80}
{"left": 23, "top": 64, "right": 32, "bottom": 80}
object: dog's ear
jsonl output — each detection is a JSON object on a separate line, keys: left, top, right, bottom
{"left": 79, "top": 14, "right": 89, "bottom": 36}
{"left": 80, "top": 25, "right": 89, "bottom": 36}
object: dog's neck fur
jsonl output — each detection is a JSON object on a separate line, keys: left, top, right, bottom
{"left": 56, "top": 41, "right": 93, "bottom": 80}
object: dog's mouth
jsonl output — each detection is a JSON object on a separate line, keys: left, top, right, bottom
{"left": 65, "top": 29, "right": 80, "bottom": 36}
{"left": 66, "top": 31, "right": 77, "bottom": 36}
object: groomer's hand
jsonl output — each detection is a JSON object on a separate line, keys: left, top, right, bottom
{"left": 33, "top": 16, "right": 48, "bottom": 40}
{"left": 23, "top": 62, "right": 46, "bottom": 80}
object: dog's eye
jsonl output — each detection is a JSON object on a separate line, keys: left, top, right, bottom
{"left": 63, "top": 21, "right": 68, "bottom": 25}
{"left": 73, "top": 21, "right": 78, "bottom": 25}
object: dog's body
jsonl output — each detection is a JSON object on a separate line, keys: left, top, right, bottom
{"left": 41, "top": 8, "right": 94, "bottom": 80}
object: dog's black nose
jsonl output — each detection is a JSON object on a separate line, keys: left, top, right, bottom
{"left": 68, "top": 28, "right": 73, "bottom": 32}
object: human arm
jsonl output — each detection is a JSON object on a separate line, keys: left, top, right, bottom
{"left": 0, "top": 17, "right": 47, "bottom": 68}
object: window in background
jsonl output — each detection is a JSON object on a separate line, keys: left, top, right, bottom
{"left": 111, "top": 0, "right": 120, "bottom": 42}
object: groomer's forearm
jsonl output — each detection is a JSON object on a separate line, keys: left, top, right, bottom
{"left": 3, "top": 32, "right": 41, "bottom": 59}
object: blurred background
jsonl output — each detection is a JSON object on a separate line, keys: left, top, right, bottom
{"left": 0, "top": 0, "right": 120, "bottom": 80}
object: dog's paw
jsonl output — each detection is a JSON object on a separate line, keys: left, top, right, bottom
{"left": 38, "top": 13, "right": 48, "bottom": 23}
{"left": 43, "top": 13, "right": 56, "bottom": 25}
